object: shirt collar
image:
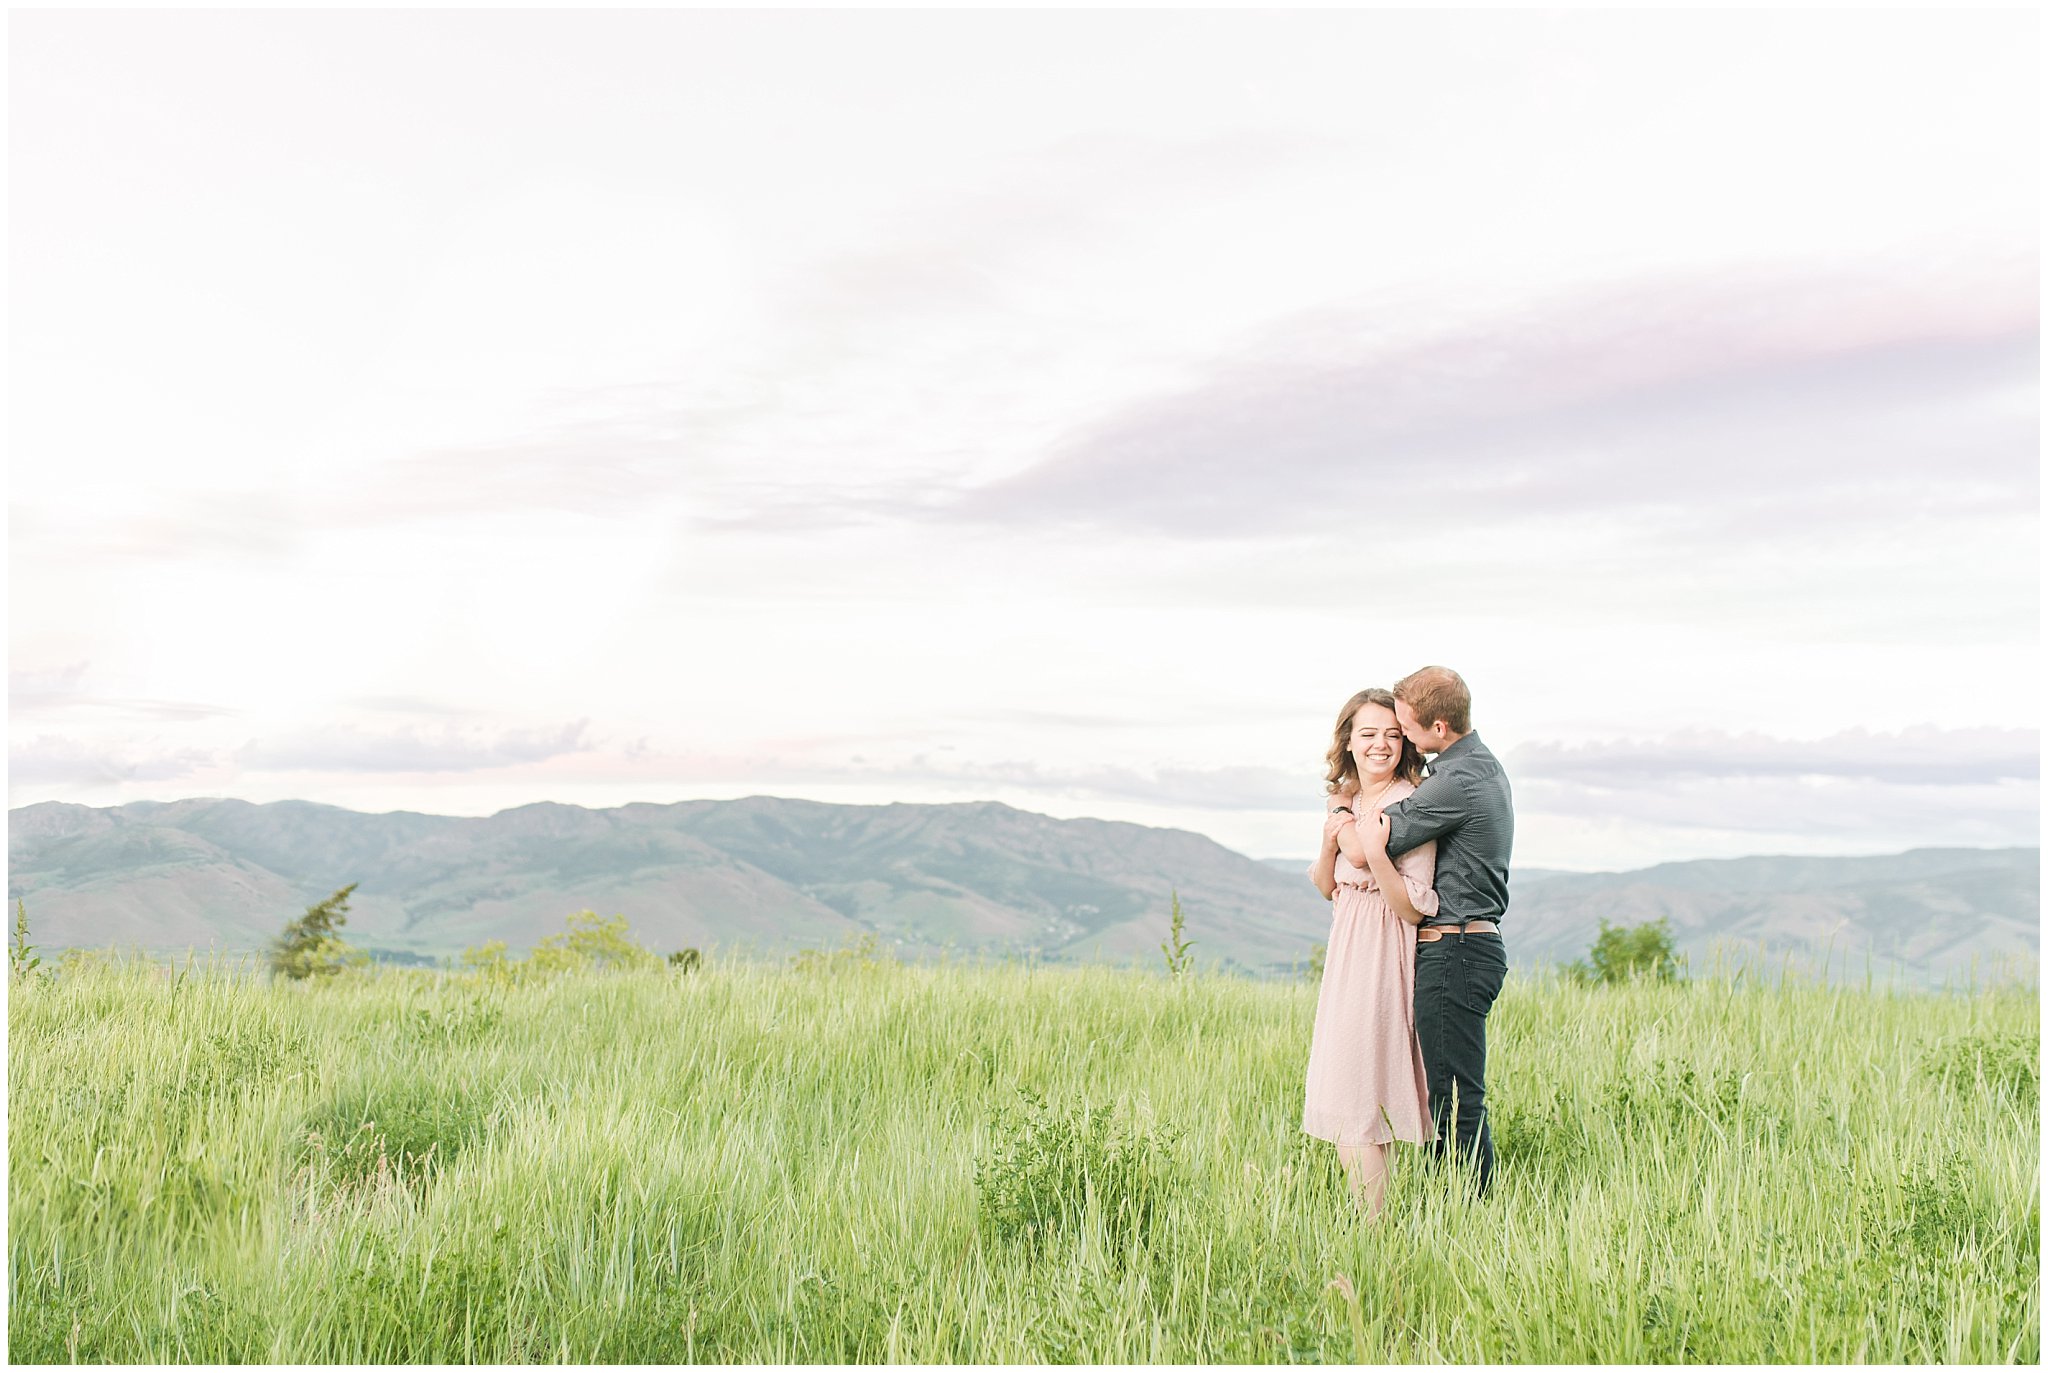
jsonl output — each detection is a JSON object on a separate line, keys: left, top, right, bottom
{"left": 1430, "top": 730, "right": 1479, "bottom": 764}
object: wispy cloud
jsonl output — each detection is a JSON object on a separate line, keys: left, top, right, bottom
{"left": 816, "top": 758, "right": 1310, "bottom": 813}
{"left": 717, "top": 727, "right": 2043, "bottom": 846}
{"left": 35, "top": 130, "right": 1365, "bottom": 563}
{"left": 1519, "top": 776, "right": 2036, "bottom": 847}
{"left": 236, "top": 719, "right": 598, "bottom": 774}
{"left": 31, "top": 257, "right": 2035, "bottom": 567}
{"left": 9, "top": 663, "right": 86, "bottom": 697}
{"left": 9, "top": 735, "right": 218, "bottom": 787}
{"left": 1511, "top": 727, "right": 2038, "bottom": 788}
{"left": 9, "top": 662, "right": 241, "bottom": 721}
{"left": 346, "top": 695, "right": 489, "bottom": 719}
{"left": 939, "top": 263, "right": 2036, "bottom": 540}
{"left": 1509, "top": 726, "right": 2039, "bottom": 849}
{"left": 875, "top": 742, "right": 2040, "bottom": 848}
{"left": 799, "top": 725, "right": 2044, "bottom": 812}
{"left": 44, "top": 430, "right": 710, "bottom": 562}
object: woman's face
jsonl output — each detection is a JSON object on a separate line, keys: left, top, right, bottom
{"left": 1348, "top": 702, "right": 1402, "bottom": 785}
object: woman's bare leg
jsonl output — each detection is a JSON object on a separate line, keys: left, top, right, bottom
{"left": 1335, "top": 1141, "right": 1392, "bottom": 1218}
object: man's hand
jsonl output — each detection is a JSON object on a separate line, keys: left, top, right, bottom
{"left": 1361, "top": 810, "right": 1391, "bottom": 857}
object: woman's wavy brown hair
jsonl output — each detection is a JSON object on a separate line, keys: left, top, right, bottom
{"left": 1324, "top": 687, "right": 1426, "bottom": 794}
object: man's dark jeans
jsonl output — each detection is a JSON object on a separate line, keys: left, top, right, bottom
{"left": 1414, "top": 931, "right": 1507, "bottom": 1195}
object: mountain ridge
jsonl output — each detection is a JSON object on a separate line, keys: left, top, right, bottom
{"left": 7, "top": 797, "right": 2037, "bottom": 985}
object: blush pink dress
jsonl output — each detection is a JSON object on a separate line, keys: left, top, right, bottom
{"left": 1302, "top": 779, "right": 1439, "bottom": 1148}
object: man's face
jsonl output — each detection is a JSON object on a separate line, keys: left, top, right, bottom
{"left": 1394, "top": 697, "right": 1444, "bottom": 754}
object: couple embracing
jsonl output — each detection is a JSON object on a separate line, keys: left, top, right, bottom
{"left": 1302, "top": 666, "right": 1514, "bottom": 1217}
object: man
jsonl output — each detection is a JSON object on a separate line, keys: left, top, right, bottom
{"left": 1366, "top": 665, "right": 1513, "bottom": 1195}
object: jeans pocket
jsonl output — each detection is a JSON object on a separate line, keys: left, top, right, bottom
{"left": 1415, "top": 941, "right": 1449, "bottom": 996}
{"left": 1473, "top": 940, "right": 1507, "bottom": 1006}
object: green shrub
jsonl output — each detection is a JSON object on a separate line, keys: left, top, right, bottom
{"left": 791, "top": 933, "right": 891, "bottom": 972}
{"left": 1567, "top": 917, "right": 1683, "bottom": 984}
{"left": 1490, "top": 1092, "right": 1593, "bottom": 1181}
{"left": 1611, "top": 1060, "right": 1768, "bottom": 1135}
{"left": 457, "top": 915, "right": 660, "bottom": 984}
{"left": 296, "top": 1084, "right": 495, "bottom": 1196}
{"left": 459, "top": 939, "right": 512, "bottom": 976}
{"left": 406, "top": 995, "right": 504, "bottom": 1047}
{"left": 1923, "top": 1031, "right": 2038, "bottom": 1103}
{"left": 973, "top": 1086, "right": 1178, "bottom": 1256}
{"left": 55, "top": 946, "right": 130, "bottom": 976}
{"left": 182, "top": 1022, "right": 311, "bottom": 1099}
{"left": 326, "top": 1227, "right": 532, "bottom": 1362}
{"left": 529, "top": 910, "right": 659, "bottom": 974}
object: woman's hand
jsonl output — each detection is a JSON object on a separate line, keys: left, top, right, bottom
{"left": 1358, "top": 817, "right": 1427, "bottom": 925}
{"left": 1322, "top": 810, "right": 1353, "bottom": 846}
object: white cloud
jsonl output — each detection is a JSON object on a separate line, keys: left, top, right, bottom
{"left": 10, "top": 662, "right": 242, "bottom": 723}
{"left": 6, "top": 11, "right": 2036, "bottom": 870}
{"left": 937, "top": 264, "right": 2035, "bottom": 539}
{"left": 235, "top": 719, "right": 598, "bottom": 775}
{"left": 1510, "top": 727, "right": 2038, "bottom": 788}
{"left": 9, "top": 735, "right": 217, "bottom": 788}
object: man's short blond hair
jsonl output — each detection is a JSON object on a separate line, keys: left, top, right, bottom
{"left": 1393, "top": 666, "right": 1472, "bottom": 735}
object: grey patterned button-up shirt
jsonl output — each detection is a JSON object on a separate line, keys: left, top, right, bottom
{"left": 1382, "top": 730, "right": 1514, "bottom": 930}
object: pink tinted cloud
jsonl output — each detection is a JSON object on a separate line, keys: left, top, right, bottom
{"left": 944, "top": 260, "right": 2037, "bottom": 536}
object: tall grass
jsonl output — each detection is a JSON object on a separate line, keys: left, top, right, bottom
{"left": 8, "top": 950, "right": 2037, "bottom": 1362}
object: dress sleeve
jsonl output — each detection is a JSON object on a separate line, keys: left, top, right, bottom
{"left": 1310, "top": 791, "right": 1346, "bottom": 881}
{"left": 1393, "top": 836, "right": 1441, "bottom": 919}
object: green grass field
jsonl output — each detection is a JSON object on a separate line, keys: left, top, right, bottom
{"left": 7, "top": 951, "right": 2038, "bottom": 1363}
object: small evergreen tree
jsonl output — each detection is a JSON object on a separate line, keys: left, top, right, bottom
{"left": 272, "top": 883, "right": 364, "bottom": 981}
{"left": 1568, "top": 917, "right": 1683, "bottom": 985}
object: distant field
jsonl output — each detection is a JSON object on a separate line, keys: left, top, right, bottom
{"left": 7, "top": 953, "right": 2038, "bottom": 1362}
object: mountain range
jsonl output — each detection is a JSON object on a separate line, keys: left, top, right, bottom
{"left": 7, "top": 796, "right": 2037, "bottom": 986}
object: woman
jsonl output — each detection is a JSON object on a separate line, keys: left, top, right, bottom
{"left": 1302, "top": 687, "right": 1439, "bottom": 1218}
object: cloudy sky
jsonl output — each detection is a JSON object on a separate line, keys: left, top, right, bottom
{"left": 9, "top": 10, "right": 2039, "bottom": 868}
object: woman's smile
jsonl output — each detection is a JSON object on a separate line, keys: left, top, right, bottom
{"left": 1348, "top": 700, "right": 1406, "bottom": 780}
